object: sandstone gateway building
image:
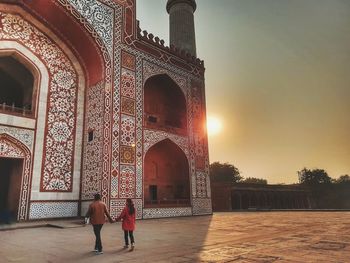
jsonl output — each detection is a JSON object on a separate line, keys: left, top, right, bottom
{"left": 0, "top": 0, "right": 211, "bottom": 221}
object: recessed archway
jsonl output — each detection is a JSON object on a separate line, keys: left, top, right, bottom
{"left": 0, "top": 53, "right": 37, "bottom": 117}
{"left": 144, "top": 74, "right": 187, "bottom": 135}
{"left": 0, "top": 56, "right": 33, "bottom": 109}
{"left": 0, "top": 133, "right": 31, "bottom": 221}
{"left": 144, "top": 139, "right": 190, "bottom": 208}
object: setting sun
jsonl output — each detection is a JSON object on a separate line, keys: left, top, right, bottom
{"left": 207, "top": 116, "right": 223, "bottom": 136}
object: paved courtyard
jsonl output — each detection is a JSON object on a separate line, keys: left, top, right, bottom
{"left": 0, "top": 212, "right": 349, "bottom": 262}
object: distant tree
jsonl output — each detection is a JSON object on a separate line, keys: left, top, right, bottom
{"left": 297, "top": 169, "right": 350, "bottom": 209}
{"left": 298, "top": 168, "right": 331, "bottom": 185}
{"left": 242, "top": 177, "right": 267, "bottom": 185}
{"left": 335, "top": 174, "right": 350, "bottom": 184}
{"left": 209, "top": 162, "right": 242, "bottom": 183}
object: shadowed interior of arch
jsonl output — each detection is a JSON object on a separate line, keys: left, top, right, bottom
{"left": 144, "top": 139, "right": 190, "bottom": 208}
{"left": 144, "top": 74, "right": 187, "bottom": 136}
{"left": 0, "top": 56, "right": 34, "bottom": 115}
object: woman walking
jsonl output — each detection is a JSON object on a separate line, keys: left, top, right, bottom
{"left": 115, "top": 198, "right": 136, "bottom": 251}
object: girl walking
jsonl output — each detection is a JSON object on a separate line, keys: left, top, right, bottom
{"left": 115, "top": 198, "right": 136, "bottom": 251}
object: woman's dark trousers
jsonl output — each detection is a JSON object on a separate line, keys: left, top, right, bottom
{"left": 124, "top": 230, "right": 134, "bottom": 245}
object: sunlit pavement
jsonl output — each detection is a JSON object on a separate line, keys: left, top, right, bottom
{"left": 0, "top": 212, "right": 349, "bottom": 262}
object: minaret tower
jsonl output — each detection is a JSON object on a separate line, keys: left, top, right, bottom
{"left": 166, "top": 0, "right": 197, "bottom": 57}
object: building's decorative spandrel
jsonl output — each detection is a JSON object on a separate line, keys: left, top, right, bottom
{"left": 0, "top": 127, "right": 34, "bottom": 151}
{"left": 65, "top": 0, "right": 114, "bottom": 55}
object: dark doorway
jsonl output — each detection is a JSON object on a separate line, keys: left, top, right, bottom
{"left": 149, "top": 185, "right": 158, "bottom": 202}
{"left": 231, "top": 192, "right": 241, "bottom": 210}
{"left": 0, "top": 158, "right": 23, "bottom": 222}
{"left": 241, "top": 194, "right": 249, "bottom": 209}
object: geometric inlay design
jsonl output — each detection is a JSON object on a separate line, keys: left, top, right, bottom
{"left": 194, "top": 134, "right": 204, "bottom": 156}
{"left": 196, "top": 171, "right": 207, "bottom": 198}
{"left": 195, "top": 156, "right": 206, "bottom": 170}
{"left": 0, "top": 12, "right": 77, "bottom": 192}
{"left": 121, "top": 50, "right": 136, "bottom": 71}
{"left": 192, "top": 198, "right": 212, "bottom": 215}
{"left": 143, "top": 207, "right": 192, "bottom": 219}
{"left": 120, "top": 145, "right": 135, "bottom": 165}
{"left": 110, "top": 198, "right": 142, "bottom": 219}
{"left": 29, "top": 202, "right": 78, "bottom": 219}
{"left": 0, "top": 126, "right": 34, "bottom": 151}
{"left": 121, "top": 114, "right": 135, "bottom": 146}
{"left": 81, "top": 82, "right": 104, "bottom": 200}
{"left": 65, "top": 0, "right": 114, "bottom": 56}
{"left": 121, "top": 96, "right": 136, "bottom": 116}
{"left": 119, "top": 165, "right": 135, "bottom": 198}
{"left": 143, "top": 129, "right": 189, "bottom": 158}
{"left": 191, "top": 85, "right": 203, "bottom": 132}
{"left": 121, "top": 70, "right": 136, "bottom": 99}
{"left": 143, "top": 61, "right": 187, "bottom": 97}
{"left": 111, "top": 169, "right": 119, "bottom": 198}
{"left": 0, "top": 138, "right": 25, "bottom": 158}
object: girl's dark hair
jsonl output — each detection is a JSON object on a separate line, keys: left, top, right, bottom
{"left": 126, "top": 198, "right": 135, "bottom": 215}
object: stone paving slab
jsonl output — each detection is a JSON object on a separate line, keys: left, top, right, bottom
{"left": 0, "top": 212, "right": 349, "bottom": 262}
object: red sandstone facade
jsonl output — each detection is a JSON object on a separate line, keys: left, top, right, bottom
{"left": 0, "top": 0, "right": 211, "bottom": 221}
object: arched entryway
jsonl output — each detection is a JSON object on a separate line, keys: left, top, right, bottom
{"left": 0, "top": 158, "right": 23, "bottom": 223}
{"left": 144, "top": 74, "right": 187, "bottom": 135}
{"left": 144, "top": 139, "right": 190, "bottom": 208}
{"left": 0, "top": 134, "right": 31, "bottom": 222}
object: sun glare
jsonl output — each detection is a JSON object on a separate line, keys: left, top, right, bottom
{"left": 207, "top": 116, "right": 223, "bottom": 136}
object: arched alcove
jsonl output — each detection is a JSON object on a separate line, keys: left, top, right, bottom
{"left": 0, "top": 133, "right": 31, "bottom": 221}
{"left": 144, "top": 74, "right": 187, "bottom": 135}
{"left": 0, "top": 55, "right": 35, "bottom": 116}
{"left": 144, "top": 139, "right": 190, "bottom": 208}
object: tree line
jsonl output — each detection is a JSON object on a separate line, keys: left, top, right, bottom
{"left": 210, "top": 162, "right": 350, "bottom": 209}
{"left": 209, "top": 162, "right": 267, "bottom": 184}
{"left": 298, "top": 168, "right": 349, "bottom": 209}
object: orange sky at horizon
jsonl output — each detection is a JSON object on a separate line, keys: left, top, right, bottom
{"left": 137, "top": 0, "right": 350, "bottom": 184}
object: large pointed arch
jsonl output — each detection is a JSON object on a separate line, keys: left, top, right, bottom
{"left": 18, "top": 0, "right": 108, "bottom": 85}
{"left": 144, "top": 74, "right": 188, "bottom": 135}
{"left": 144, "top": 138, "right": 191, "bottom": 208}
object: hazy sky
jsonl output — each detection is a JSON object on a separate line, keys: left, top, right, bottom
{"left": 137, "top": 0, "right": 350, "bottom": 184}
